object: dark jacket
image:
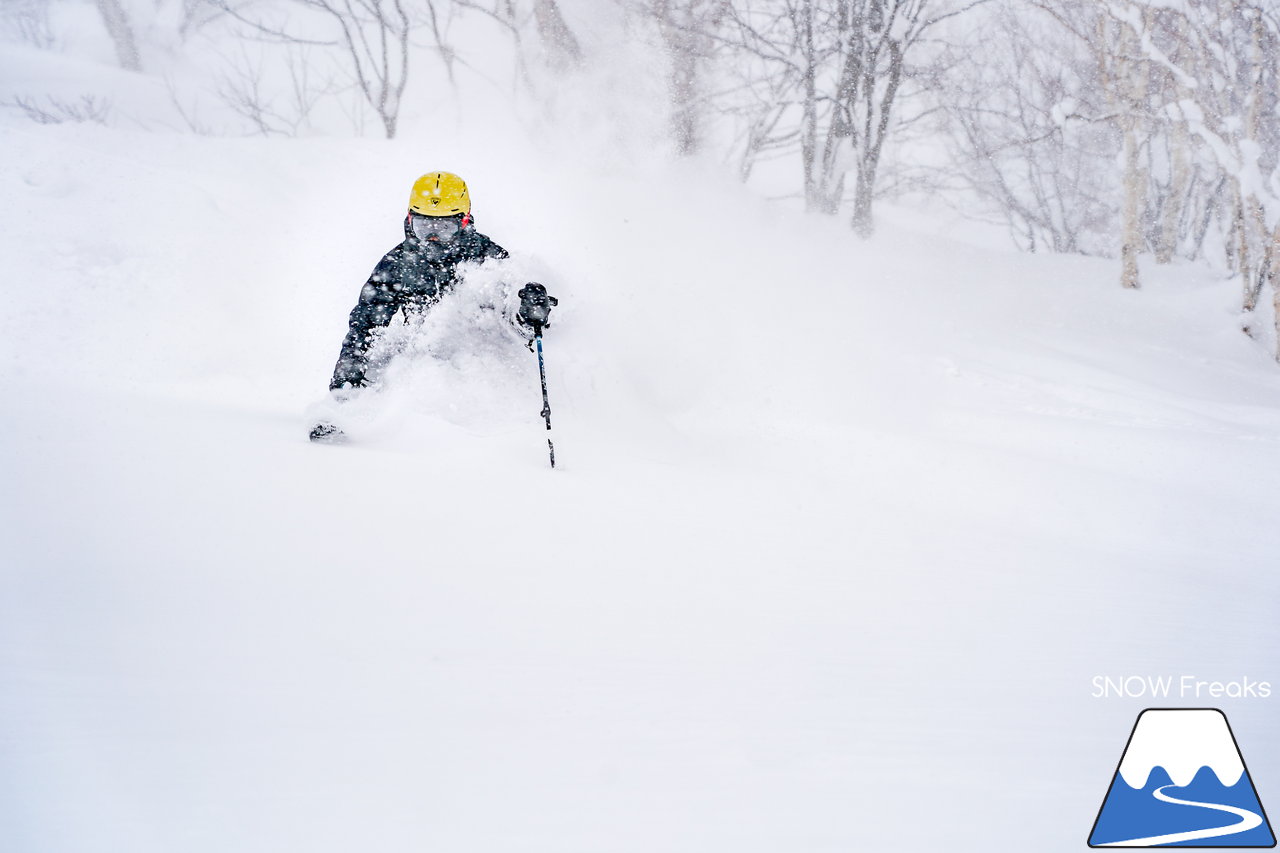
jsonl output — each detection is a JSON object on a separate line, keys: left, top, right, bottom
{"left": 330, "top": 218, "right": 508, "bottom": 390}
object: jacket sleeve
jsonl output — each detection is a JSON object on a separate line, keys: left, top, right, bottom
{"left": 480, "top": 235, "right": 509, "bottom": 260}
{"left": 329, "top": 254, "right": 403, "bottom": 390}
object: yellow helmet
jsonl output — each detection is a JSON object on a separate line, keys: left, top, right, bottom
{"left": 409, "top": 171, "right": 471, "bottom": 216}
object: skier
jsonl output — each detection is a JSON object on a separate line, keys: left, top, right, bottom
{"left": 311, "top": 171, "right": 558, "bottom": 442}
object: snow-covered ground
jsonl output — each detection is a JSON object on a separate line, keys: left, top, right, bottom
{"left": 5, "top": 39, "right": 1280, "bottom": 853}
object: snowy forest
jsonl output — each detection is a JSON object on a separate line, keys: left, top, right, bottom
{"left": 6, "top": 4, "right": 1280, "bottom": 853}
{"left": 6, "top": 0, "right": 1280, "bottom": 349}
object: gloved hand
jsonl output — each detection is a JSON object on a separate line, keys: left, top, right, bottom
{"left": 517, "top": 282, "right": 558, "bottom": 330}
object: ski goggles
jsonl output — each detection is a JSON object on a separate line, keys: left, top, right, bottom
{"left": 410, "top": 213, "right": 466, "bottom": 242}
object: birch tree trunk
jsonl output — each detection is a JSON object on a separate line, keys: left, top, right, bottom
{"left": 851, "top": 39, "right": 902, "bottom": 238}
{"left": 1251, "top": 200, "right": 1276, "bottom": 315}
{"left": 652, "top": 1, "right": 727, "bottom": 157}
{"left": 1120, "top": 120, "right": 1144, "bottom": 289}
{"left": 1270, "top": 223, "right": 1280, "bottom": 360}
{"left": 96, "top": 0, "right": 142, "bottom": 71}
{"left": 1234, "top": 188, "right": 1256, "bottom": 311}
{"left": 1114, "top": 9, "right": 1149, "bottom": 289}
{"left": 534, "top": 0, "right": 581, "bottom": 68}
{"left": 799, "top": 0, "right": 821, "bottom": 211}
{"left": 668, "top": 14, "right": 700, "bottom": 155}
{"left": 1155, "top": 122, "right": 1190, "bottom": 264}
{"left": 1240, "top": 5, "right": 1268, "bottom": 314}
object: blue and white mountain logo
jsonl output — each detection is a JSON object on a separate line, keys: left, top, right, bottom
{"left": 1089, "top": 708, "right": 1275, "bottom": 847}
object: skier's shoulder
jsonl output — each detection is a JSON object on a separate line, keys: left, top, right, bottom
{"left": 368, "top": 241, "right": 413, "bottom": 285}
{"left": 464, "top": 227, "right": 509, "bottom": 260}
{"left": 378, "top": 238, "right": 418, "bottom": 267}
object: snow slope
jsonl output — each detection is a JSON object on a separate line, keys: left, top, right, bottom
{"left": 3, "top": 117, "right": 1280, "bottom": 852}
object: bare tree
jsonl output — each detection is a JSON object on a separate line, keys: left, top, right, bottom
{"left": 644, "top": 0, "right": 731, "bottom": 155}
{"left": 1008, "top": 0, "right": 1166, "bottom": 288}
{"left": 1105, "top": 1, "right": 1280, "bottom": 336}
{"left": 214, "top": 41, "right": 336, "bottom": 135}
{"left": 1098, "top": 4, "right": 1153, "bottom": 289}
{"left": 5, "top": 94, "right": 112, "bottom": 124}
{"left": 944, "top": 0, "right": 1279, "bottom": 355}
{"left": 940, "top": 5, "right": 1116, "bottom": 255}
{"left": 204, "top": 0, "right": 416, "bottom": 138}
{"left": 96, "top": 0, "right": 143, "bottom": 71}
{"left": 3, "top": 0, "right": 56, "bottom": 49}
{"left": 301, "top": 0, "right": 411, "bottom": 138}
{"left": 534, "top": 0, "right": 582, "bottom": 68}
{"left": 606, "top": 0, "right": 732, "bottom": 155}
{"left": 724, "top": 0, "right": 981, "bottom": 235}
{"left": 452, "top": 0, "right": 584, "bottom": 85}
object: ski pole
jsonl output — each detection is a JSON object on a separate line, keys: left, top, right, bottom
{"left": 534, "top": 326, "right": 555, "bottom": 469}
